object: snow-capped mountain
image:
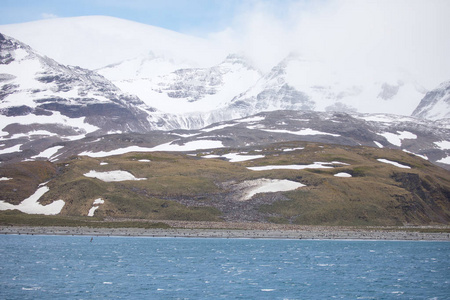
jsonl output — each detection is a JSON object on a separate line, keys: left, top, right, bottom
{"left": 228, "top": 54, "right": 427, "bottom": 117}
{"left": 101, "top": 54, "right": 262, "bottom": 115}
{"left": 412, "top": 81, "right": 450, "bottom": 120}
{"left": 0, "top": 16, "right": 436, "bottom": 122}
{"left": 0, "top": 32, "right": 162, "bottom": 160}
{"left": 0, "top": 17, "right": 449, "bottom": 170}
{"left": 0, "top": 16, "right": 223, "bottom": 70}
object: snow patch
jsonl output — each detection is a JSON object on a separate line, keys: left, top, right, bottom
{"left": 437, "top": 156, "right": 450, "bottom": 164}
{"left": 236, "top": 116, "right": 265, "bottom": 123}
{"left": 434, "top": 141, "right": 450, "bottom": 150}
{"left": 84, "top": 170, "right": 146, "bottom": 182}
{"left": 201, "top": 123, "right": 236, "bottom": 132}
{"left": 31, "top": 146, "right": 64, "bottom": 160}
{"left": 247, "top": 161, "right": 348, "bottom": 171}
{"left": 88, "top": 198, "right": 105, "bottom": 217}
{"left": 203, "top": 153, "right": 264, "bottom": 162}
{"left": 262, "top": 128, "right": 340, "bottom": 137}
{"left": 402, "top": 149, "right": 428, "bottom": 160}
{"left": 334, "top": 172, "right": 352, "bottom": 178}
{"left": 0, "top": 144, "right": 22, "bottom": 155}
{"left": 374, "top": 141, "right": 383, "bottom": 148}
{"left": 379, "top": 131, "right": 417, "bottom": 147}
{"left": 377, "top": 159, "right": 411, "bottom": 169}
{"left": 282, "top": 147, "right": 304, "bottom": 152}
{"left": 138, "top": 159, "right": 151, "bottom": 162}
{"left": 0, "top": 177, "right": 12, "bottom": 181}
{"left": 0, "top": 186, "right": 65, "bottom": 215}
{"left": 238, "top": 179, "right": 305, "bottom": 201}
{"left": 80, "top": 140, "right": 224, "bottom": 158}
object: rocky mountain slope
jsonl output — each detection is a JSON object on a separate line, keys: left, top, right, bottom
{"left": 0, "top": 33, "right": 157, "bottom": 135}
{"left": 412, "top": 81, "right": 450, "bottom": 120}
{"left": 0, "top": 16, "right": 437, "bottom": 122}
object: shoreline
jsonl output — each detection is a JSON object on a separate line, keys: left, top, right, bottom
{"left": 1, "top": 225, "right": 449, "bottom": 241}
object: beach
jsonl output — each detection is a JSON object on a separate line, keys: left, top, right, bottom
{"left": 1, "top": 223, "right": 449, "bottom": 241}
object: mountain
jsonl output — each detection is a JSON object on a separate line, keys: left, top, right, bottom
{"left": 226, "top": 54, "right": 428, "bottom": 117}
{"left": 0, "top": 32, "right": 449, "bottom": 168}
{"left": 412, "top": 81, "right": 450, "bottom": 120}
{"left": 0, "top": 32, "right": 165, "bottom": 162}
{"left": 99, "top": 54, "right": 262, "bottom": 115}
{"left": 0, "top": 16, "right": 436, "bottom": 121}
{"left": 0, "top": 16, "right": 222, "bottom": 70}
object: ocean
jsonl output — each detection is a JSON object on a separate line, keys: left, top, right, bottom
{"left": 0, "top": 235, "right": 448, "bottom": 299}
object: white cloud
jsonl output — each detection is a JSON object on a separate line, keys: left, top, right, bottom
{"left": 210, "top": 0, "right": 450, "bottom": 89}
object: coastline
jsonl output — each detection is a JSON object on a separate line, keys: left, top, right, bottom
{"left": 1, "top": 225, "right": 449, "bottom": 241}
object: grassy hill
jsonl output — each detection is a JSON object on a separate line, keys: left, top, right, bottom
{"left": 0, "top": 141, "right": 449, "bottom": 226}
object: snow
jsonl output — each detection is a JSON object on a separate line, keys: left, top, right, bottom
{"left": 0, "top": 144, "right": 22, "bottom": 155}
{"left": 359, "top": 115, "right": 396, "bottom": 123}
{"left": 138, "top": 159, "right": 151, "bottom": 162}
{"left": 378, "top": 131, "right": 417, "bottom": 147}
{"left": 88, "top": 206, "right": 99, "bottom": 217}
{"left": 240, "top": 179, "right": 305, "bottom": 201}
{"left": 236, "top": 116, "right": 265, "bottom": 123}
{"left": 282, "top": 147, "right": 304, "bottom": 152}
{"left": 434, "top": 141, "right": 450, "bottom": 150}
{"left": 0, "top": 16, "right": 223, "bottom": 70}
{"left": 84, "top": 170, "right": 146, "bottom": 182}
{"left": 0, "top": 185, "right": 65, "bottom": 215}
{"left": 10, "top": 130, "right": 58, "bottom": 139}
{"left": 437, "top": 156, "right": 450, "bottom": 164}
{"left": 374, "top": 141, "right": 384, "bottom": 148}
{"left": 0, "top": 177, "right": 12, "bottom": 181}
{"left": 171, "top": 133, "right": 200, "bottom": 138}
{"left": 262, "top": 128, "right": 340, "bottom": 137}
{"left": 247, "top": 161, "right": 348, "bottom": 171}
{"left": 80, "top": 140, "right": 224, "bottom": 158}
{"left": 0, "top": 112, "right": 100, "bottom": 136}
{"left": 402, "top": 149, "right": 428, "bottom": 160}
{"left": 31, "top": 146, "right": 64, "bottom": 160}
{"left": 118, "top": 61, "right": 261, "bottom": 114}
{"left": 203, "top": 153, "right": 264, "bottom": 162}
{"left": 100, "top": 162, "right": 108, "bottom": 165}
{"left": 88, "top": 198, "right": 105, "bottom": 217}
{"left": 377, "top": 159, "right": 411, "bottom": 169}
{"left": 334, "top": 172, "right": 352, "bottom": 178}
{"left": 143, "top": 139, "right": 224, "bottom": 152}
{"left": 201, "top": 123, "right": 236, "bottom": 132}
{"left": 93, "top": 198, "right": 105, "bottom": 205}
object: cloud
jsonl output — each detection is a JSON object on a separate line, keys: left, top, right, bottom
{"left": 210, "top": 0, "right": 450, "bottom": 89}
{"left": 41, "top": 13, "right": 58, "bottom": 19}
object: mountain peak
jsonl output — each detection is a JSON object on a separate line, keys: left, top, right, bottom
{"left": 412, "top": 80, "right": 450, "bottom": 120}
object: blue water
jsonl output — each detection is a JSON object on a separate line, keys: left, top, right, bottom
{"left": 0, "top": 235, "right": 448, "bottom": 299}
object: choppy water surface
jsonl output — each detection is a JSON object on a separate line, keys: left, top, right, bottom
{"left": 0, "top": 235, "right": 448, "bottom": 299}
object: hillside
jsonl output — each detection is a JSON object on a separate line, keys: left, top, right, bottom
{"left": 1, "top": 140, "right": 449, "bottom": 226}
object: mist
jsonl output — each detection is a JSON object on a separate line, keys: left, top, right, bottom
{"left": 209, "top": 0, "right": 450, "bottom": 90}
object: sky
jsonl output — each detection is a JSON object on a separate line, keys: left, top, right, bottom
{"left": 0, "top": 0, "right": 253, "bottom": 33}
{"left": 1, "top": 0, "right": 450, "bottom": 89}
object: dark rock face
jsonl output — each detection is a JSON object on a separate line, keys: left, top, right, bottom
{"left": 1, "top": 105, "right": 33, "bottom": 116}
{"left": 0, "top": 34, "right": 15, "bottom": 64}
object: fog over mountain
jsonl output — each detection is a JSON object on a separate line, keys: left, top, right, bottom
{"left": 0, "top": 1, "right": 448, "bottom": 120}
